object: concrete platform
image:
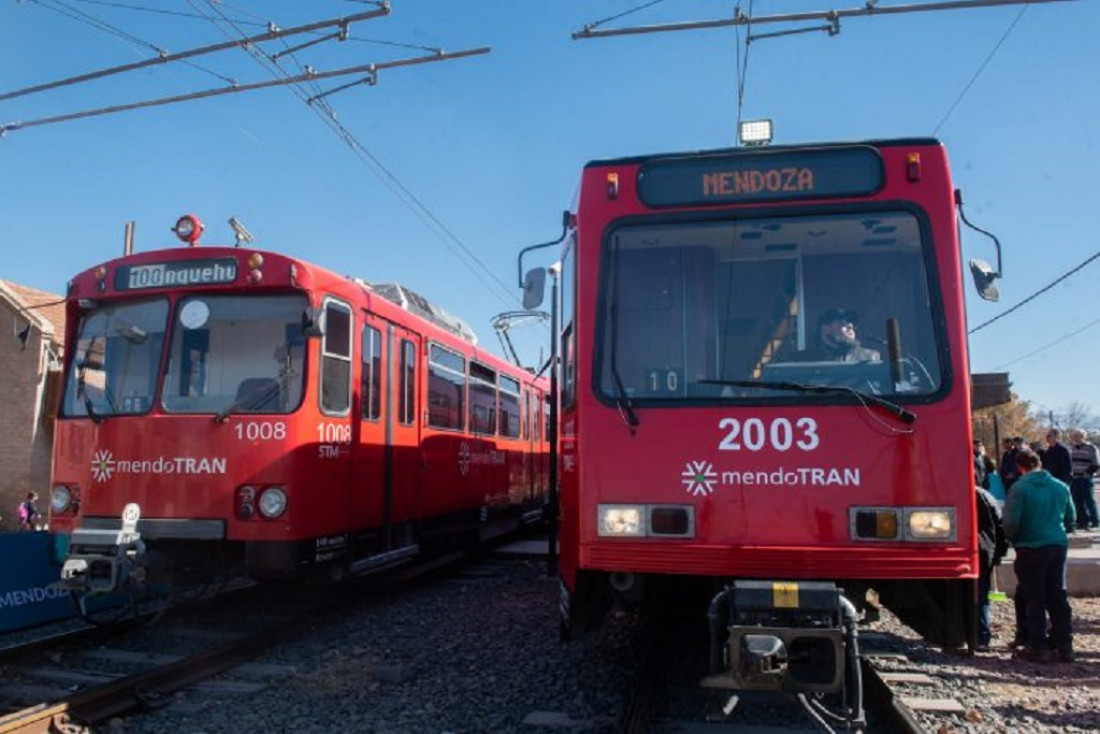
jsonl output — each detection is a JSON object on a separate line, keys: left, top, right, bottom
{"left": 994, "top": 527, "right": 1100, "bottom": 597}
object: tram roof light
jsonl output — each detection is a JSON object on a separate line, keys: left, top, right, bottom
{"left": 172, "top": 214, "right": 204, "bottom": 246}
{"left": 739, "top": 119, "right": 773, "bottom": 146}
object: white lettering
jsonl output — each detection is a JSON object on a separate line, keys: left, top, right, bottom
{"left": 719, "top": 466, "right": 861, "bottom": 488}
{"left": 0, "top": 584, "right": 67, "bottom": 608}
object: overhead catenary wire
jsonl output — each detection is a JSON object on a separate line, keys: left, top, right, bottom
{"left": 969, "top": 250, "right": 1100, "bottom": 334}
{"left": 994, "top": 315, "right": 1100, "bottom": 369}
{"left": 187, "top": 1, "right": 525, "bottom": 314}
{"left": 931, "top": 3, "right": 1030, "bottom": 134}
{"left": 0, "top": 50, "right": 489, "bottom": 134}
{"left": 0, "top": 3, "right": 392, "bottom": 102}
{"left": 572, "top": 0, "right": 1078, "bottom": 40}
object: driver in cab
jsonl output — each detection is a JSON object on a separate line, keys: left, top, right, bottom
{"left": 804, "top": 308, "right": 881, "bottom": 363}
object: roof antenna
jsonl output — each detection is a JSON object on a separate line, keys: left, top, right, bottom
{"left": 228, "top": 216, "right": 254, "bottom": 247}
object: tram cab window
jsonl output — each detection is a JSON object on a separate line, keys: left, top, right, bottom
{"left": 62, "top": 298, "right": 168, "bottom": 418}
{"left": 161, "top": 294, "right": 307, "bottom": 414}
{"left": 596, "top": 211, "right": 944, "bottom": 404}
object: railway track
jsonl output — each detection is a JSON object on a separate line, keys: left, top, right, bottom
{"left": 0, "top": 545, "right": 478, "bottom": 734}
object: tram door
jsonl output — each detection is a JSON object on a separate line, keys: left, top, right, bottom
{"left": 388, "top": 325, "right": 422, "bottom": 545}
{"left": 352, "top": 314, "right": 387, "bottom": 534}
{"left": 525, "top": 388, "right": 538, "bottom": 501}
{"left": 353, "top": 315, "right": 421, "bottom": 550}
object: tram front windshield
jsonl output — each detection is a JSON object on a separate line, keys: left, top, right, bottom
{"left": 162, "top": 294, "right": 307, "bottom": 414}
{"left": 596, "top": 210, "right": 945, "bottom": 403}
{"left": 61, "top": 294, "right": 309, "bottom": 418}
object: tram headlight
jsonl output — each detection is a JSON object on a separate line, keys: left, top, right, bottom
{"left": 904, "top": 508, "right": 955, "bottom": 541}
{"left": 50, "top": 485, "right": 72, "bottom": 513}
{"left": 597, "top": 504, "right": 644, "bottom": 537}
{"left": 258, "top": 487, "right": 288, "bottom": 519}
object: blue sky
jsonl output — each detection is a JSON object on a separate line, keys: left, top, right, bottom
{"left": 1, "top": 0, "right": 1096, "bottom": 420}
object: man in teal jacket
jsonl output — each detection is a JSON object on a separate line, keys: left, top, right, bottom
{"left": 1003, "top": 449, "right": 1076, "bottom": 662}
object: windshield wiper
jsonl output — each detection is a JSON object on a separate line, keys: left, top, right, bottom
{"left": 701, "top": 379, "right": 916, "bottom": 425}
{"left": 76, "top": 336, "right": 105, "bottom": 424}
{"left": 214, "top": 369, "right": 295, "bottom": 423}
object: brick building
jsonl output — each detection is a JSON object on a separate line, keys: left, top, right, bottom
{"left": 0, "top": 281, "right": 65, "bottom": 531}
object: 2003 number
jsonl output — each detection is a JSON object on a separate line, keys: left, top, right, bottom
{"left": 718, "top": 417, "right": 820, "bottom": 452}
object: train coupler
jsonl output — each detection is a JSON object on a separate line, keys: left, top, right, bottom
{"left": 701, "top": 580, "right": 850, "bottom": 694}
{"left": 61, "top": 502, "right": 146, "bottom": 596}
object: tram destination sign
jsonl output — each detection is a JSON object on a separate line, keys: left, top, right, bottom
{"left": 637, "top": 147, "right": 883, "bottom": 207}
{"left": 115, "top": 258, "right": 238, "bottom": 291}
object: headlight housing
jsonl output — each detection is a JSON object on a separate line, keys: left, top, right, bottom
{"left": 50, "top": 485, "right": 73, "bottom": 513}
{"left": 597, "top": 504, "right": 694, "bottom": 538}
{"left": 904, "top": 508, "right": 956, "bottom": 541}
{"left": 258, "top": 487, "right": 288, "bottom": 519}
{"left": 598, "top": 505, "right": 644, "bottom": 537}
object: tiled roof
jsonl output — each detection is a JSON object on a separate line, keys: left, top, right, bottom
{"left": 0, "top": 280, "right": 66, "bottom": 340}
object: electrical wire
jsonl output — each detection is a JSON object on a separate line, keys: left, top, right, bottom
{"left": 969, "top": 250, "right": 1100, "bottom": 334}
{"left": 189, "top": 1, "right": 523, "bottom": 313}
{"left": 931, "top": 2, "right": 1030, "bottom": 134}
{"left": 734, "top": 1, "right": 755, "bottom": 132}
{"left": 994, "top": 315, "right": 1100, "bottom": 369}
{"left": 580, "top": 0, "right": 671, "bottom": 33}
{"left": 63, "top": 0, "right": 267, "bottom": 24}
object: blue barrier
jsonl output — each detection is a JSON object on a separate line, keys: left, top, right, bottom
{"left": 0, "top": 531, "right": 75, "bottom": 633}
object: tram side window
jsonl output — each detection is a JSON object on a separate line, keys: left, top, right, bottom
{"left": 532, "top": 392, "right": 540, "bottom": 442}
{"left": 399, "top": 339, "right": 416, "bottom": 426}
{"left": 361, "top": 325, "right": 382, "bottom": 420}
{"left": 499, "top": 375, "right": 521, "bottom": 439}
{"left": 428, "top": 343, "right": 465, "bottom": 430}
{"left": 321, "top": 301, "right": 352, "bottom": 415}
{"left": 469, "top": 361, "right": 497, "bottom": 435}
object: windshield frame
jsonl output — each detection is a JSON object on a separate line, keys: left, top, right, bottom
{"left": 590, "top": 201, "right": 954, "bottom": 409}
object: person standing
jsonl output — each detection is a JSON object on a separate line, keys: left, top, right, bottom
{"left": 1043, "top": 428, "right": 1073, "bottom": 486}
{"left": 999, "top": 436, "right": 1023, "bottom": 493}
{"left": 974, "top": 439, "right": 996, "bottom": 490}
{"left": 975, "top": 485, "right": 1007, "bottom": 651}
{"left": 17, "top": 492, "right": 39, "bottom": 531}
{"left": 1068, "top": 429, "right": 1100, "bottom": 530}
{"left": 1003, "top": 450, "right": 1076, "bottom": 663}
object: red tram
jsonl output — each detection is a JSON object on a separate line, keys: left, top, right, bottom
{"left": 51, "top": 216, "right": 549, "bottom": 602}
{"left": 525, "top": 138, "right": 998, "bottom": 725}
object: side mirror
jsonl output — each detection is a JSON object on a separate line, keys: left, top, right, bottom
{"left": 301, "top": 307, "right": 325, "bottom": 337}
{"left": 522, "top": 268, "right": 547, "bottom": 310}
{"left": 969, "top": 259, "right": 1000, "bottom": 302}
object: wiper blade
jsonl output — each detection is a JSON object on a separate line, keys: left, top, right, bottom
{"left": 214, "top": 371, "right": 293, "bottom": 423}
{"left": 76, "top": 336, "right": 105, "bottom": 424}
{"left": 701, "top": 379, "right": 916, "bottom": 425}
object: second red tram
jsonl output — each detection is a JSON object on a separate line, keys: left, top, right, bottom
{"left": 51, "top": 217, "right": 549, "bottom": 599}
{"left": 531, "top": 139, "right": 994, "bottom": 724}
